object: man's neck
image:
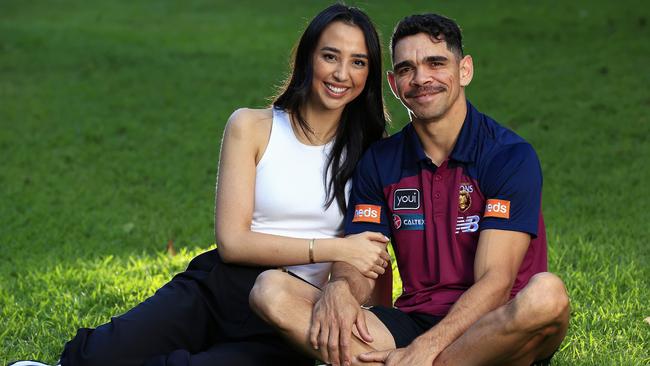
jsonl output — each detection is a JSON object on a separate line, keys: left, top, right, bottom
{"left": 411, "top": 98, "right": 467, "bottom": 166}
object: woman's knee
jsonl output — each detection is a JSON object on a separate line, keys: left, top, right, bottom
{"left": 249, "top": 270, "right": 290, "bottom": 323}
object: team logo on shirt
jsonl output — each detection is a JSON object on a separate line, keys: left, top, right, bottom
{"left": 458, "top": 184, "right": 473, "bottom": 212}
{"left": 456, "top": 215, "right": 480, "bottom": 233}
{"left": 460, "top": 183, "right": 474, "bottom": 193}
{"left": 484, "top": 199, "right": 510, "bottom": 219}
{"left": 393, "top": 189, "right": 420, "bottom": 210}
{"left": 352, "top": 204, "right": 381, "bottom": 223}
{"left": 392, "top": 214, "right": 424, "bottom": 230}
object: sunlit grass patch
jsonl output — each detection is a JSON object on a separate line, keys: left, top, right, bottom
{"left": 1, "top": 247, "right": 206, "bottom": 362}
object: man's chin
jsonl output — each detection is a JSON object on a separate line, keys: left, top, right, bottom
{"left": 410, "top": 109, "right": 445, "bottom": 122}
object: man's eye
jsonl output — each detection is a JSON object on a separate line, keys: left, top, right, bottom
{"left": 397, "top": 67, "right": 410, "bottom": 75}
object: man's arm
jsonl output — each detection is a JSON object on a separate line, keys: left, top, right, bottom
{"left": 408, "top": 143, "right": 542, "bottom": 355}
{"left": 330, "top": 261, "right": 377, "bottom": 303}
{"left": 311, "top": 145, "right": 392, "bottom": 366}
{"left": 414, "top": 229, "right": 529, "bottom": 353}
{"left": 359, "top": 229, "right": 530, "bottom": 365}
{"left": 309, "top": 261, "right": 379, "bottom": 366}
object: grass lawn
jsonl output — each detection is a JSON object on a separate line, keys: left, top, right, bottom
{"left": 1, "top": 0, "right": 648, "bottom": 364}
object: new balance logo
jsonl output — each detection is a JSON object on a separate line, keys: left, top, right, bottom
{"left": 456, "top": 215, "right": 480, "bottom": 233}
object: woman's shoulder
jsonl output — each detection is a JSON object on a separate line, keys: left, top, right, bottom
{"left": 227, "top": 107, "right": 273, "bottom": 128}
{"left": 225, "top": 107, "right": 274, "bottom": 140}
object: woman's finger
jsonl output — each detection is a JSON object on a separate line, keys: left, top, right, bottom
{"left": 365, "top": 270, "right": 379, "bottom": 279}
{"left": 380, "top": 251, "right": 391, "bottom": 262}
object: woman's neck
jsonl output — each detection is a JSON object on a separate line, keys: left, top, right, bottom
{"left": 294, "top": 103, "right": 342, "bottom": 145}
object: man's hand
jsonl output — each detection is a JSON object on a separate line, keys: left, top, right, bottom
{"left": 358, "top": 342, "right": 436, "bottom": 365}
{"left": 310, "top": 280, "right": 373, "bottom": 366}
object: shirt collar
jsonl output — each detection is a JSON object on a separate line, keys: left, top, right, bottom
{"left": 449, "top": 100, "right": 480, "bottom": 164}
{"left": 403, "top": 99, "right": 480, "bottom": 166}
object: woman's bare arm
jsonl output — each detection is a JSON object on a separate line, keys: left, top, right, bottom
{"left": 213, "top": 108, "right": 389, "bottom": 277}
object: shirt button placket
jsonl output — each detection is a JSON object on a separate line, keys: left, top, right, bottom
{"left": 433, "top": 173, "right": 443, "bottom": 215}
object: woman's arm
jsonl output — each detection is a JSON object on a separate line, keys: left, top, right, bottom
{"left": 214, "top": 109, "right": 389, "bottom": 276}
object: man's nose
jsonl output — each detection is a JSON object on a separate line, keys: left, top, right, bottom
{"left": 411, "top": 67, "right": 432, "bottom": 86}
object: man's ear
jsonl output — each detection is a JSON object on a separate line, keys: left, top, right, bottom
{"left": 387, "top": 71, "right": 400, "bottom": 99}
{"left": 459, "top": 55, "right": 474, "bottom": 87}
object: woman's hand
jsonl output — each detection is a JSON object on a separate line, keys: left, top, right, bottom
{"left": 338, "top": 232, "right": 390, "bottom": 279}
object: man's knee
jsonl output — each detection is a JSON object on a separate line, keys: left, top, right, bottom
{"left": 249, "top": 270, "right": 291, "bottom": 327}
{"left": 512, "top": 272, "right": 570, "bottom": 331}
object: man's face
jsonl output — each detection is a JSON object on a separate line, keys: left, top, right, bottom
{"left": 388, "top": 33, "right": 472, "bottom": 122}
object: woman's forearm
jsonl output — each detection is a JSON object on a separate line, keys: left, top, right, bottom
{"left": 217, "top": 230, "right": 346, "bottom": 266}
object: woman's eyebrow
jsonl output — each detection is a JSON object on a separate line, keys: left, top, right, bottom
{"left": 321, "top": 46, "right": 368, "bottom": 59}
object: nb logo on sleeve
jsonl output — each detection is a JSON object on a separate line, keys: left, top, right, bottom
{"left": 484, "top": 199, "right": 510, "bottom": 219}
{"left": 352, "top": 204, "right": 381, "bottom": 223}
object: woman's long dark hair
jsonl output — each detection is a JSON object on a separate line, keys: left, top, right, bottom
{"left": 273, "top": 4, "right": 387, "bottom": 214}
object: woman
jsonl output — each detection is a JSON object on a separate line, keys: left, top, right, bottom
{"left": 10, "top": 4, "right": 388, "bottom": 366}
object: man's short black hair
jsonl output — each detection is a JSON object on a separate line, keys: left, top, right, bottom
{"left": 391, "top": 14, "right": 463, "bottom": 60}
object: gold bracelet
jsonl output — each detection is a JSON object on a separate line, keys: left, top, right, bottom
{"left": 309, "top": 238, "right": 315, "bottom": 263}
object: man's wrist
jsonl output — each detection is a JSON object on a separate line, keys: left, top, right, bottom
{"left": 327, "top": 278, "right": 351, "bottom": 293}
{"left": 411, "top": 333, "right": 439, "bottom": 353}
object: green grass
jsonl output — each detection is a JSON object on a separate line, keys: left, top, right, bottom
{"left": 1, "top": 0, "right": 648, "bottom": 364}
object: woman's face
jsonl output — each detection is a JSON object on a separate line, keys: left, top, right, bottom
{"left": 309, "top": 21, "right": 369, "bottom": 113}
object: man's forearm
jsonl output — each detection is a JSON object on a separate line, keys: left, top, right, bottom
{"left": 329, "top": 261, "right": 375, "bottom": 304}
{"left": 412, "top": 272, "right": 512, "bottom": 354}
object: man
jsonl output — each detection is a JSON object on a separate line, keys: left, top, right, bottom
{"left": 250, "top": 13, "right": 569, "bottom": 366}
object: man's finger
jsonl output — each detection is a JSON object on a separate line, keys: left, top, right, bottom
{"left": 339, "top": 323, "right": 352, "bottom": 366}
{"left": 309, "top": 320, "right": 320, "bottom": 349}
{"left": 319, "top": 324, "right": 330, "bottom": 363}
{"left": 355, "top": 311, "right": 374, "bottom": 343}
{"left": 358, "top": 350, "right": 390, "bottom": 362}
{"left": 328, "top": 324, "right": 340, "bottom": 365}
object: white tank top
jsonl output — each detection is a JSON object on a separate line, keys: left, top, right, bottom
{"left": 250, "top": 108, "right": 345, "bottom": 288}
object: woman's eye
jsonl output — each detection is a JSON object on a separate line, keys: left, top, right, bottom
{"left": 323, "top": 53, "right": 336, "bottom": 62}
{"left": 353, "top": 60, "right": 367, "bottom": 67}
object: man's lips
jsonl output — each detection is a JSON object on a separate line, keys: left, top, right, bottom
{"left": 405, "top": 85, "right": 447, "bottom": 99}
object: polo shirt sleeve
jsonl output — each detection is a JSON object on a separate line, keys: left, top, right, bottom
{"left": 344, "top": 149, "right": 391, "bottom": 238}
{"left": 479, "top": 143, "right": 542, "bottom": 237}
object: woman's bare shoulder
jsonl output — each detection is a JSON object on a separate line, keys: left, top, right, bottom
{"left": 224, "top": 107, "right": 273, "bottom": 140}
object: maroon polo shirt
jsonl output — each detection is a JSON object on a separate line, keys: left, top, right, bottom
{"left": 345, "top": 101, "right": 547, "bottom": 316}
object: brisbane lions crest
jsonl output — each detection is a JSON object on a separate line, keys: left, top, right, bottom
{"left": 459, "top": 183, "right": 472, "bottom": 212}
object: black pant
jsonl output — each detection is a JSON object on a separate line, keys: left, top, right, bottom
{"left": 60, "top": 249, "right": 312, "bottom": 366}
